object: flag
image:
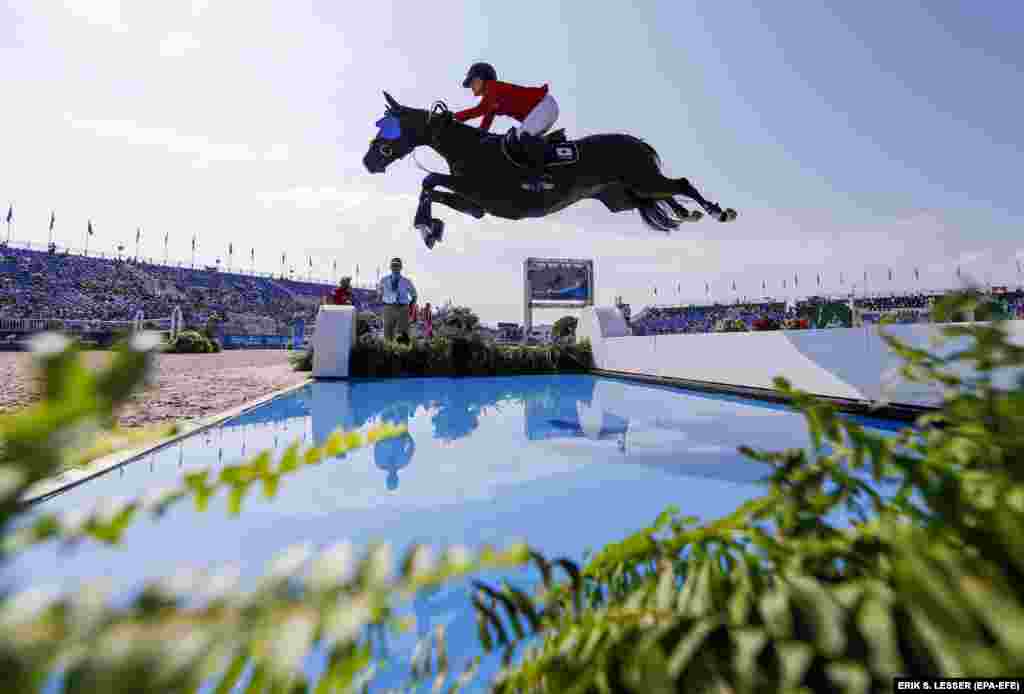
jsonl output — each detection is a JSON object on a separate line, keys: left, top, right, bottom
{"left": 5, "top": 205, "right": 11, "bottom": 224}
{"left": 783, "top": 279, "right": 787, "bottom": 289}
{"left": 888, "top": 268, "right": 893, "bottom": 281}
{"left": 49, "top": 211, "right": 55, "bottom": 232}
{"left": 705, "top": 282, "right": 709, "bottom": 294}
{"left": 281, "top": 252, "right": 286, "bottom": 264}
{"left": 840, "top": 272, "right": 844, "bottom": 284}
{"left": 356, "top": 264, "right": 360, "bottom": 276}
{"left": 308, "top": 256, "right": 313, "bottom": 268}
{"left": 1017, "top": 260, "right": 1021, "bottom": 274}
{"left": 816, "top": 273, "right": 821, "bottom": 286}
{"left": 333, "top": 259, "right": 338, "bottom": 272}
{"left": 762, "top": 280, "right": 766, "bottom": 291}
{"left": 914, "top": 267, "right": 920, "bottom": 281}
{"left": 956, "top": 266, "right": 961, "bottom": 278}
{"left": 653, "top": 286, "right": 657, "bottom": 296}
{"left": 87, "top": 221, "right": 94, "bottom": 236}
{"left": 251, "top": 248, "right": 255, "bottom": 261}
{"left": 192, "top": 236, "right": 196, "bottom": 251}
{"left": 731, "top": 281, "right": 736, "bottom": 291}
{"left": 229, "top": 243, "right": 233, "bottom": 257}
{"left": 164, "top": 232, "right": 169, "bottom": 245}
{"left": 136, "top": 228, "right": 141, "bottom": 243}
{"left": 794, "top": 274, "right": 799, "bottom": 287}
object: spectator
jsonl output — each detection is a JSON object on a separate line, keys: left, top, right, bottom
{"left": 377, "top": 257, "right": 417, "bottom": 343}
{"left": 333, "top": 276, "right": 353, "bottom": 305}
{"left": 422, "top": 302, "right": 434, "bottom": 339}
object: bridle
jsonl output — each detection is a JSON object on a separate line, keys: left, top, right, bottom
{"left": 410, "top": 101, "right": 452, "bottom": 176}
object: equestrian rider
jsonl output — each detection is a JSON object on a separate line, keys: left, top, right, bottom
{"left": 454, "top": 62, "right": 560, "bottom": 193}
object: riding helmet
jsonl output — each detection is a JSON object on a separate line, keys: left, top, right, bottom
{"left": 462, "top": 62, "right": 497, "bottom": 88}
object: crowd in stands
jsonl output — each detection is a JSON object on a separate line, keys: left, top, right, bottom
{"left": 853, "top": 294, "right": 931, "bottom": 311}
{"left": 629, "top": 291, "right": 1024, "bottom": 335}
{"left": 0, "top": 246, "right": 365, "bottom": 334}
{"left": 631, "top": 302, "right": 791, "bottom": 335}
{"left": 4, "top": 242, "right": 1024, "bottom": 341}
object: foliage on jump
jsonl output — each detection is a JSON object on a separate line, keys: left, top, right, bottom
{"left": 1, "top": 290, "right": 1021, "bottom": 692}
{"left": 288, "top": 346, "right": 314, "bottom": 372}
{"left": 165, "top": 328, "right": 220, "bottom": 354}
{"left": 349, "top": 335, "right": 593, "bottom": 378}
{"left": 552, "top": 316, "right": 578, "bottom": 340}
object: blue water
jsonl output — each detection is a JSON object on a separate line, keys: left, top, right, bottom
{"left": 6, "top": 375, "right": 906, "bottom": 692}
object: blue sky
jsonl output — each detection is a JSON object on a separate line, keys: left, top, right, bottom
{"left": 1, "top": 0, "right": 1021, "bottom": 323}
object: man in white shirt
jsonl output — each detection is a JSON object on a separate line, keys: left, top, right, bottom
{"left": 377, "top": 257, "right": 418, "bottom": 342}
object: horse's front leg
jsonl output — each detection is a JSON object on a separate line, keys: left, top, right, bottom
{"left": 432, "top": 190, "right": 485, "bottom": 219}
{"left": 414, "top": 173, "right": 453, "bottom": 248}
{"left": 415, "top": 174, "right": 486, "bottom": 249}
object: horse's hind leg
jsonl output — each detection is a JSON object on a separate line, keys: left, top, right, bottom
{"left": 628, "top": 174, "right": 702, "bottom": 222}
{"left": 673, "top": 177, "right": 737, "bottom": 222}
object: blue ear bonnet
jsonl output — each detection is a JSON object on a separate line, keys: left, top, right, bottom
{"left": 376, "top": 116, "right": 402, "bottom": 140}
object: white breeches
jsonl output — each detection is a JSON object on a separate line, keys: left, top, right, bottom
{"left": 517, "top": 94, "right": 559, "bottom": 136}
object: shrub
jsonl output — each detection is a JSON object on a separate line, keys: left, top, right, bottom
{"left": 165, "top": 329, "right": 214, "bottom": 354}
{"left": 716, "top": 318, "right": 749, "bottom": 332}
{"left": 346, "top": 335, "right": 593, "bottom": 378}
{"left": 289, "top": 347, "right": 313, "bottom": 372}
{"left": 552, "top": 315, "right": 579, "bottom": 340}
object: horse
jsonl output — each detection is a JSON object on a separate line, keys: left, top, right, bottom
{"left": 362, "top": 92, "right": 737, "bottom": 249}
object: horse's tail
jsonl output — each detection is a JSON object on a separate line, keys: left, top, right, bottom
{"left": 628, "top": 138, "right": 689, "bottom": 233}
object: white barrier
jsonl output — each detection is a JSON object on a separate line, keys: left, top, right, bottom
{"left": 312, "top": 305, "right": 357, "bottom": 379}
{"left": 578, "top": 307, "right": 1024, "bottom": 408}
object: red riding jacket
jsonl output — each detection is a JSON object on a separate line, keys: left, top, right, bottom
{"left": 454, "top": 80, "right": 549, "bottom": 133}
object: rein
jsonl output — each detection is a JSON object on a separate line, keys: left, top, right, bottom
{"left": 409, "top": 101, "right": 452, "bottom": 176}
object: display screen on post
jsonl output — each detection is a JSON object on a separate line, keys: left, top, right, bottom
{"left": 525, "top": 259, "right": 592, "bottom": 303}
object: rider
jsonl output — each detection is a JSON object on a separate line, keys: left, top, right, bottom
{"left": 454, "top": 62, "right": 559, "bottom": 193}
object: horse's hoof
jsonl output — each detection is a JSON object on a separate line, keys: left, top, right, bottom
{"left": 430, "top": 218, "right": 444, "bottom": 243}
{"left": 725, "top": 208, "right": 738, "bottom": 221}
{"left": 687, "top": 210, "right": 703, "bottom": 222}
{"left": 417, "top": 223, "right": 434, "bottom": 248}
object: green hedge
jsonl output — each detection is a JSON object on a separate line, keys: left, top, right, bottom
{"left": 293, "top": 336, "right": 593, "bottom": 376}
{"left": 351, "top": 335, "right": 592, "bottom": 378}
{"left": 165, "top": 329, "right": 220, "bottom": 354}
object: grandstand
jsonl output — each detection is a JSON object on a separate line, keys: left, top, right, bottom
{"left": 0, "top": 245, "right": 381, "bottom": 336}
{"left": 628, "top": 290, "right": 1024, "bottom": 335}
{"left": 4, "top": 242, "right": 1022, "bottom": 343}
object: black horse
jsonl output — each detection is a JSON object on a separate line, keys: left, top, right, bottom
{"left": 363, "top": 92, "right": 737, "bottom": 249}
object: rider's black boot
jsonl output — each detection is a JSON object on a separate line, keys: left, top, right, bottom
{"left": 517, "top": 131, "right": 552, "bottom": 193}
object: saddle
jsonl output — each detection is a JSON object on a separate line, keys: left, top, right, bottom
{"left": 500, "top": 128, "right": 580, "bottom": 169}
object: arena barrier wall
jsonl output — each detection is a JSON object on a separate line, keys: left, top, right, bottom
{"left": 577, "top": 307, "right": 1024, "bottom": 410}
{"left": 312, "top": 305, "right": 357, "bottom": 379}
{"left": 221, "top": 335, "right": 292, "bottom": 349}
